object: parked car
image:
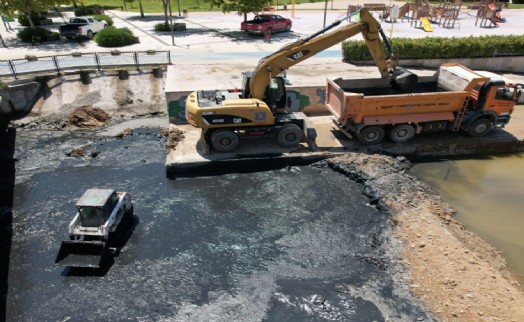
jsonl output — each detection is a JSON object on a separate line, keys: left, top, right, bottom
{"left": 59, "top": 16, "right": 107, "bottom": 40}
{"left": 241, "top": 14, "right": 292, "bottom": 35}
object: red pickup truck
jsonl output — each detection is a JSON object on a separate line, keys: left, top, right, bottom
{"left": 241, "top": 14, "right": 292, "bottom": 35}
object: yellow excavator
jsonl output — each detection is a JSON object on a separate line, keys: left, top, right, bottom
{"left": 185, "top": 8, "right": 417, "bottom": 152}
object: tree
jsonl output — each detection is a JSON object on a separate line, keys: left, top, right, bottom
{"left": 124, "top": 0, "right": 135, "bottom": 9}
{"left": 0, "top": 0, "right": 71, "bottom": 27}
{"left": 206, "top": 0, "right": 267, "bottom": 21}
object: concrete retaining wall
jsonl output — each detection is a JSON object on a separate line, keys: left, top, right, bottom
{"left": 0, "top": 82, "right": 42, "bottom": 119}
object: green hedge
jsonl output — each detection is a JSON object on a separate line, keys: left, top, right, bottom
{"left": 155, "top": 23, "right": 171, "bottom": 32}
{"left": 17, "top": 27, "right": 51, "bottom": 43}
{"left": 343, "top": 35, "right": 524, "bottom": 61}
{"left": 74, "top": 5, "right": 104, "bottom": 16}
{"left": 94, "top": 14, "right": 113, "bottom": 26}
{"left": 94, "top": 27, "right": 137, "bottom": 47}
{"left": 154, "top": 23, "right": 187, "bottom": 32}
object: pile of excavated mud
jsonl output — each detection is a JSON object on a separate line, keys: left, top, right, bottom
{"left": 329, "top": 153, "right": 524, "bottom": 321}
{"left": 67, "top": 106, "right": 110, "bottom": 128}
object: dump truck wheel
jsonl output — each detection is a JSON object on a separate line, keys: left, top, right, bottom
{"left": 211, "top": 129, "right": 239, "bottom": 152}
{"left": 390, "top": 124, "right": 415, "bottom": 143}
{"left": 468, "top": 118, "right": 493, "bottom": 137}
{"left": 277, "top": 124, "right": 304, "bottom": 147}
{"left": 358, "top": 126, "right": 385, "bottom": 145}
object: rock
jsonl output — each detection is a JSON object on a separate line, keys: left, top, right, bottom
{"left": 116, "top": 128, "right": 133, "bottom": 138}
{"left": 66, "top": 146, "right": 85, "bottom": 157}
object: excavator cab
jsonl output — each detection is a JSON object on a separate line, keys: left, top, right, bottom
{"left": 242, "top": 72, "right": 287, "bottom": 113}
{"left": 263, "top": 77, "right": 287, "bottom": 113}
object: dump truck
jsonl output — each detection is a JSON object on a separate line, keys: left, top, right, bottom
{"left": 185, "top": 9, "right": 416, "bottom": 152}
{"left": 55, "top": 189, "right": 133, "bottom": 268}
{"left": 326, "top": 63, "right": 523, "bottom": 145}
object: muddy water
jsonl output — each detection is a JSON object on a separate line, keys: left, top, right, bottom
{"left": 4, "top": 124, "right": 434, "bottom": 321}
{"left": 411, "top": 153, "right": 524, "bottom": 283}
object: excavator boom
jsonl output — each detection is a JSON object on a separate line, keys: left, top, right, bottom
{"left": 249, "top": 9, "right": 398, "bottom": 99}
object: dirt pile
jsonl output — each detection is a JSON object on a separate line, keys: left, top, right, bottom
{"left": 329, "top": 153, "right": 524, "bottom": 321}
{"left": 166, "top": 125, "right": 185, "bottom": 151}
{"left": 67, "top": 106, "right": 110, "bottom": 128}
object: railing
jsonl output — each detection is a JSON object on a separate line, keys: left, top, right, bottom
{"left": 0, "top": 50, "right": 171, "bottom": 79}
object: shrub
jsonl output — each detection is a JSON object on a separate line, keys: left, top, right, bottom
{"left": 155, "top": 22, "right": 186, "bottom": 32}
{"left": 18, "top": 13, "right": 46, "bottom": 27}
{"left": 17, "top": 27, "right": 49, "bottom": 43}
{"left": 94, "top": 27, "right": 137, "bottom": 47}
{"left": 513, "top": 0, "right": 524, "bottom": 3}
{"left": 93, "top": 14, "right": 113, "bottom": 26}
{"left": 342, "top": 35, "right": 524, "bottom": 61}
{"left": 155, "top": 23, "right": 171, "bottom": 32}
{"left": 74, "top": 5, "right": 104, "bottom": 16}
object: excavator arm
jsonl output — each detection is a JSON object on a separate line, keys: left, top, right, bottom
{"left": 249, "top": 9, "right": 399, "bottom": 100}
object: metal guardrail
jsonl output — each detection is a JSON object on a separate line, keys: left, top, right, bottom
{"left": 0, "top": 50, "right": 171, "bottom": 79}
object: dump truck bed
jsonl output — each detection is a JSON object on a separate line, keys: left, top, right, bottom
{"left": 326, "top": 77, "right": 470, "bottom": 126}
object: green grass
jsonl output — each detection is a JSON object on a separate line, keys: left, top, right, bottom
{"left": 80, "top": 0, "right": 324, "bottom": 13}
{"left": 77, "top": 1, "right": 524, "bottom": 14}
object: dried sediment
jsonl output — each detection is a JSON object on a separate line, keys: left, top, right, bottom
{"left": 329, "top": 153, "right": 524, "bottom": 322}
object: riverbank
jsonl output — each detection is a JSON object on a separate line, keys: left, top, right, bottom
{"left": 330, "top": 153, "right": 524, "bottom": 321}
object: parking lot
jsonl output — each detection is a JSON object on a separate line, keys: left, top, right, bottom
{"left": 1, "top": 3, "right": 524, "bottom": 61}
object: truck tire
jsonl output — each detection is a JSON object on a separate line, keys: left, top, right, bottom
{"left": 358, "top": 126, "right": 385, "bottom": 145}
{"left": 468, "top": 118, "right": 493, "bottom": 137}
{"left": 390, "top": 124, "right": 415, "bottom": 143}
{"left": 87, "top": 30, "right": 94, "bottom": 39}
{"left": 277, "top": 124, "right": 304, "bottom": 147}
{"left": 211, "top": 129, "right": 239, "bottom": 152}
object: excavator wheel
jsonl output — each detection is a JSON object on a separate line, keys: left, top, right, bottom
{"left": 211, "top": 129, "right": 239, "bottom": 152}
{"left": 389, "top": 124, "right": 415, "bottom": 143}
{"left": 468, "top": 118, "right": 493, "bottom": 137}
{"left": 277, "top": 124, "right": 304, "bottom": 147}
{"left": 358, "top": 126, "right": 385, "bottom": 145}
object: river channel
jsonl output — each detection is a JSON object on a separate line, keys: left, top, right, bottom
{"left": 411, "top": 153, "right": 524, "bottom": 283}
{"left": 1, "top": 122, "right": 434, "bottom": 321}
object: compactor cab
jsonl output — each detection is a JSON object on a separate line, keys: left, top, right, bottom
{"left": 76, "top": 189, "right": 119, "bottom": 227}
{"left": 55, "top": 189, "right": 133, "bottom": 269}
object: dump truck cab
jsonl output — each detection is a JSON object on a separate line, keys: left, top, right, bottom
{"left": 468, "top": 73, "right": 523, "bottom": 127}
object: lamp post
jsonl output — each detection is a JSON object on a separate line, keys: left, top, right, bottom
{"left": 323, "top": 0, "right": 328, "bottom": 28}
{"left": 168, "top": 0, "right": 175, "bottom": 45}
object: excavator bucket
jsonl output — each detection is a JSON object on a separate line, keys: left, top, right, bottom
{"left": 390, "top": 67, "right": 419, "bottom": 93}
{"left": 55, "top": 240, "right": 110, "bottom": 268}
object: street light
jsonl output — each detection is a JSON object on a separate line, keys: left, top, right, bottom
{"left": 323, "top": 0, "right": 328, "bottom": 28}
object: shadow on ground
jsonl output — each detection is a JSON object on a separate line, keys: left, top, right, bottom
{"left": 0, "top": 125, "right": 15, "bottom": 321}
